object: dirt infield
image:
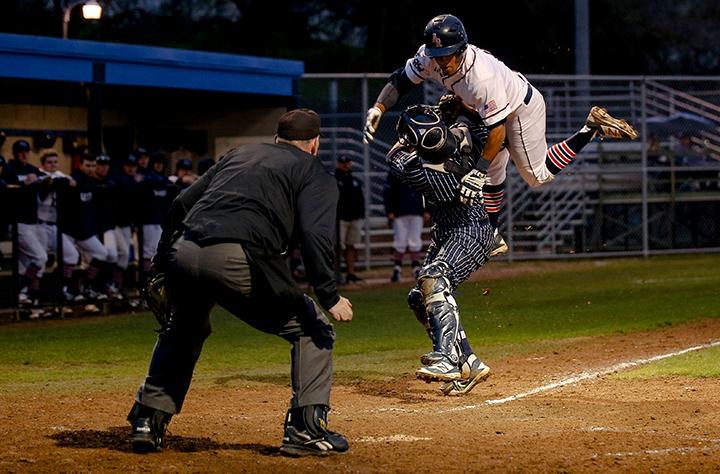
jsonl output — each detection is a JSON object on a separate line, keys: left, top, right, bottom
{"left": 2, "top": 318, "right": 719, "bottom": 473}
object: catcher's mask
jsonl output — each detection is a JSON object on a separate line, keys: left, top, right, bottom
{"left": 397, "top": 105, "right": 457, "bottom": 164}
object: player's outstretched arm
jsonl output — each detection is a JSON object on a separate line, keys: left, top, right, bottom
{"left": 363, "top": 68, "right": 417, "bottom": 143}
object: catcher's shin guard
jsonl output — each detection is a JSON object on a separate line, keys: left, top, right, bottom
{"left": 415, "top": 261, "right": 462, "bottom": 382}
{"left": 280, "top": 405, "right": 349, "bottom": 457}
{"left": 127, "top": 402, "right": 172, "bottom": 453}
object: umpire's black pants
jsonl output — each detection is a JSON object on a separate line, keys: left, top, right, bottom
{"left": 135, "top": 236, "right": 336, "bottom": 414}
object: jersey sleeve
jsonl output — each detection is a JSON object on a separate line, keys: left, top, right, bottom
{"left": 404, "top": 46, "right": 434, "bottom": 85}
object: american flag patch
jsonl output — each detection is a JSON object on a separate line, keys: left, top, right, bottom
{"left": 483, "top": 100, "right": 497, "bottom": 114}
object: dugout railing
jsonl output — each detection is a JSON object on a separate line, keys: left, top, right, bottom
{"left": 302, "top": 74, "right": 720, "bottom": 267}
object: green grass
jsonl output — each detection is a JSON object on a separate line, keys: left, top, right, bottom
{"left": 0, "top": 254, "right": 718, "bottom": 393}
{"left": 615, "top": 345, "right": 720, "bottom": 379}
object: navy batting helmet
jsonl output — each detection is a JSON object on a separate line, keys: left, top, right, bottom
{"left": 423, "top": 14, "right": 468, "bottom": 58}
{"left": 396, "top": 105, "right": 456, "bottom": 164}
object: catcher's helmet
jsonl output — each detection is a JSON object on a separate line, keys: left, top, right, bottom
{"left": 397, "top": 105, "right": 456, "bottom": 164}
{"left": 423, "top": 14, "right": 468, "bottom": 58}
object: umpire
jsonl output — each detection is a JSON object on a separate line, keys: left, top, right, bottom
{"left": 127, "top": 108, "right": 353, "bottom": 456}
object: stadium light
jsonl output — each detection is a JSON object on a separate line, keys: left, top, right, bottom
{"left": 62, "top": 0, "right": 103, "bottom": 39}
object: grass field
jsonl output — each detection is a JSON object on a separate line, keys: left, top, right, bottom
{"left": 2, "top": 254, "right": 720, "bottom": 472}
{"left": 1, "top": 254, "right": 718, "bottom": 391}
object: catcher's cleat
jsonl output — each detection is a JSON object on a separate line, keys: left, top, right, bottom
{"left": 419, "top": 351, "right": 444, "bottom": 366}
{"left": 489, "top": 228, "right": 508, "bottom": 258}
{"left": 440, "top": 361, "right": 491, "bottom": 396}
{"left": 280, "top": 405, "right": 349, "bottom": 457}
{"left": 416, "top": 358, "right": 463, "bottom": 382}
{"left": 127, "top": 402, "right": 172, "bottom": 454}
{"left": 586, "top": 106, "right": 638, "bottom": 140}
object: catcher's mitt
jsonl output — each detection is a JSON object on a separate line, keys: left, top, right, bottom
{"left": 143, "top": 273, "right": 170, "bottom": 331}
{"left": 437, "top": 93, "right": 463, "bottom": 124}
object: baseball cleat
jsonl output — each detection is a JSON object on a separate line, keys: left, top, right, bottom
{"left": 586, "top": 106, "right": 638, "bottom": 140}
{"left": 489, "top": 228, "right": 508, "bottom": 258}
{"left": 416, "top": 358, "right": 463, "bottom": 382}
{"left": 440, "top": 361, "right": 491, "bottom": 396}
{"left": 127, "top": 402, "right": 172, "bottom": 454}
{"left": 280, "top": 405, "right": 349, "bottom": 457}
{"left": 419, "top": 351, "right": 444, "bottom": 366}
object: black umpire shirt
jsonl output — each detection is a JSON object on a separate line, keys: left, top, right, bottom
{"left": 158, "top": 142, "right": 340, "bottom": 311}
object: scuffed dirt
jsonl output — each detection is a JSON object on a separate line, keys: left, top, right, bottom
{"left": 1, "top": 319, "right": 719, "bottom": 472}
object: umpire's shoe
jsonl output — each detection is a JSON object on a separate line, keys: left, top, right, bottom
{"left": 127, "top": 402, "right": 172, "bottom": 453}
{"left": 280, "top": 404, "right": 349, "bottom": 457}
{"left": 586, "top": 106, "right": 638, "bottom": 140}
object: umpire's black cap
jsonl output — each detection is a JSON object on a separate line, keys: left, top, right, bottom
{"left": 277, "top": 108, "right": 321, "bottom": 140}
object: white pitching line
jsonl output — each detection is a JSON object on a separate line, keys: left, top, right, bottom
{"left": 437, "top": 340, "right": 720, "bottom": 414}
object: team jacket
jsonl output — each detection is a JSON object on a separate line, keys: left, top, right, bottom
{"left": 111, "top": 171, "right": 142, "bottom": 228}
{"left": 335, "top": 169, "right": 365, "bottom": 221}
{"left": 2, "top": 160, "right": 44, "bottom": 224}
{"left": 140, "top": 171, "right": 171, "bottom": 225}
{"left": 64, "top": 171, "right": 101, "bottom": 240}
{"left": 383, "top": 173, "right": 425, "bottom": 218}
{"left": 158, "top": 142, "right": 340, "bottom": 311}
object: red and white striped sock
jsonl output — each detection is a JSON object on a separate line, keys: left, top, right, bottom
{"left": 545, "top": 128, "right": 595, "bottom": 175}
{"left": 546, "top": 141, "right": 578, "bottom": 175}
{"left": 482, "top": 183, "right": 505, "bottom": 228}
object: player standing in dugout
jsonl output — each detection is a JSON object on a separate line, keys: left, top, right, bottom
{"left": 363, "top": 13, "right": 638, "bottom": 256}
{"left": 128, "top": 108, "right": 354, "bottom": 457}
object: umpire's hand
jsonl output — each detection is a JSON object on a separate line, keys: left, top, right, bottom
{"left": 329, "top": 296, "right": 353, "bottom": 322}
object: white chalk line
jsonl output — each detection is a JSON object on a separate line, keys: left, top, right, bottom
{"left": 357, "top": 435, "right": 432, "bottom": 443}
{"left": 369, "top": 340, "right": 720, "bottom": 415}
{"left": 595, "top": 444, "right": 720, "bottom": 458}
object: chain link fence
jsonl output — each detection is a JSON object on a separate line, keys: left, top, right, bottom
{"left": 300, "top": 74, "right": 720, "bottom": 266}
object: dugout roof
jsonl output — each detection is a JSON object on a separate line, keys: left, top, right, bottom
{"left": 0, "top": 32, "right": 304, "bottom": 96}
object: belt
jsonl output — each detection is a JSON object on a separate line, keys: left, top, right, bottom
{"left": 523, "top": 83, "right": 533, "bottom": 105}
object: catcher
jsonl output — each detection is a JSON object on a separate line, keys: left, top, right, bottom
{"left": 387, "top": 101, "right": 493, "bottom": 396}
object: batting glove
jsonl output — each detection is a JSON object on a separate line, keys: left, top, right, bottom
{"left": 363, "top": 106, "right": 383, "bottom": 143}
{"left": 459, "top": 169, "right": 487, "bottom": 206}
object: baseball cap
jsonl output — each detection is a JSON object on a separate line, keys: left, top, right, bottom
{"left": 12, "top": 139, "right": 31, "bottom": 154}
{"left": 96, "top": 154, "right": 112, "bottom": 165}
{"left": 276, "top": 108, "right": 321, "bottom": 140}
{"left": 176, "top": 159, "right": 193, "bottom": 170}
{"left": 123, "top": 154, "right": 138, "bottom": 166}
{"left": 337, "top": 155, "right": 352, "bottom": 163}
{"left": 149, "top": 151, "right": 168, "bottom": 165}
{"left": 134, "top": 147, "right": 148, "bottom": 156}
